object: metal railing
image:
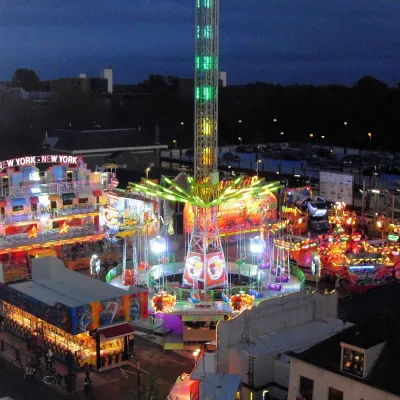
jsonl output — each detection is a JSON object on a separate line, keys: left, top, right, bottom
{"left": 4, "top": 180, "right": 105, "bottom": 198}
{"left": 0, "top": 205, "right": 99, "bottom": 225}
{"left": 0, "top": 225, "right": 104, "bottom": 250}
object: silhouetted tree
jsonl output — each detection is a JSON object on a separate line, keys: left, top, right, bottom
{"left": 11, "top": 68, "right": 40, "bottom": 91}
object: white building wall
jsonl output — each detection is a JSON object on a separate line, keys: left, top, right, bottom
{"left": 216, "top": 291, "right": 337, "bottom": 371}
{"left": 272, "top": 357, "right": 291, "bottom": 388}
{"left": 100, "top": 68, "right": 113, "bottom": 94}
{"left": 288, "top": 358, "right": 400, "bottom": 400}
{"left": 191, "top": 352, "right": 216, "bottom": 380}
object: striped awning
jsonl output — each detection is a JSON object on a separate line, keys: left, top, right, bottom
{"left": 62, "top": 192, "right": 76, "bottom": 200}
{"left": 49, "top": 194, "right": 60, "bottom": 201}
{"left": 30, "top": 196, "right": 39, "bottom": 205}
{"left": 12, "top": 198, "right": 26, "bottom": 206}
{"left": 77, "top": 191, "right": 92, "bottom": 199}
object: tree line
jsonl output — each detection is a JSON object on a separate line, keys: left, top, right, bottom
{"left": 1, "top": 69, "right": 400, "bottom": 161}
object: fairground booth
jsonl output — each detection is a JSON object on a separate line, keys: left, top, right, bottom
{"left": 0, "top": 256, "right": 148, "bottom": 371}
{"left": 0, "top": 154, "right": 160, "bottom": 284}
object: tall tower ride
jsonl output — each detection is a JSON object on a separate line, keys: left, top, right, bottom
{"left": 183, "top": 0, "right": 227, "bottom": 290}
{"left": 128, "top": 0, "right": 280, "bottom": 295}
{"left": 194, "top": 0, "right": 219, "bottom": 182}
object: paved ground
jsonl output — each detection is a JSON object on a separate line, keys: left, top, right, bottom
{"left": 0, "top": 332, "right": 193, "bottom": 400}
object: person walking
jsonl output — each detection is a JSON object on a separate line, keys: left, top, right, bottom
{"left": 84, "top": 363, "right": 92, "bottom": 385}
{"left": 45, "top": 349, "right": 53, "bottom": 371}
{"left": 66, "top": 350, "right": 74, "bottom": 375}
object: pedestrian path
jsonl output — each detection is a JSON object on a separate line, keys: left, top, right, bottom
{"left": 0, "top": 329, "right": 114, "bottom": 397}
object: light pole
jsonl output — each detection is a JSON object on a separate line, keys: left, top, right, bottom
{"left": 150, "top": 235, "right": 167, "bottom": 290}
{"left": 250, "top": 236, "right": 266, "bottom": 291}
{"left": 256, "top": 159, "right": 262, "bottom": 177}
{"left": 280, "top": 131, "right": 284, "bottom": 143}
{"left": 145, "top": 168, "right": 150, "bottom": 180}
{"left": 136, "top": 359, "right": 141, "bottom": 400}
{"left": 172, "top": 139, "right": 177, "bottom": 149}
{"left": 238, "top": 137, "right": 242, "bottom": 145}
{"left": 321, "top": 135, "right": 325, "bottom": 148}
{"left": 368, "top": 132, "right": 372, "bottom": 150}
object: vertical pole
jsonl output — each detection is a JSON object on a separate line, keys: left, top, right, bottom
{"left": 122, "top": 237, "right": 127, "bottom": 277}
{"left": 361, "top": 180, "right": 365, "bottom": 226}
{"left": 392, "top": 195, "right": 395, "bottom": 224}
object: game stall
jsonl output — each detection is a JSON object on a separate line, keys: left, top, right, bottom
{"left": 0, "top": 257, "right": 148, "bottom": 371}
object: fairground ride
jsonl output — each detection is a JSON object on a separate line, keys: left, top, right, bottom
{"left": 128, "top": 0, "right": 280, "bottom": 296}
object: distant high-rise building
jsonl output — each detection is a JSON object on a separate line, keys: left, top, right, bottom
{"left": 100, "top": 67, "right": 113, "bottom": 94}
{"left": 219, "top": 71, "right": 227, "bottom": 87}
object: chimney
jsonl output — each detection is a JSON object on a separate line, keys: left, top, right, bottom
{"left": 154, "top": 124, "right": 161, "bottom": 168}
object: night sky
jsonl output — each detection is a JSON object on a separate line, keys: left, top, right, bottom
{"left": 0, "top": 0, "right": 399, "bottom": 85}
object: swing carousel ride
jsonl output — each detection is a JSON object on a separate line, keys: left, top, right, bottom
{"left": 126, "top": 0, "right": 301, "bottom": 333}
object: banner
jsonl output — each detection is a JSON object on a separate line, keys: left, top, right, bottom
{"left": 183, "top": 251, "right": 227, "bottom": 288}
{"left": 183, "top": 252, "right": 204, "bottom": 285}
{"left": 205, "top": 251, "right": 227, "bottom": 288}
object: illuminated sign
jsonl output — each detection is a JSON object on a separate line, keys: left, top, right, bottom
{"left": 349, "top": 266, "right": 375, "bottom": 271}
{"left": 388, "top": 234, "right": 399, "bottom": 242}
{"left": 219, "top": 175, "right": 258, "bottom": 191}
{"left": 0, "top": 155, "right": 81, "bottom": 170}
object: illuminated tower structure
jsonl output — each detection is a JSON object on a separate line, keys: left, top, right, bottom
{"left": 184, "top": 0, "right": 226, "bottom": 290}
{"left": 128, "top": 0, "right": 280, "bottom": 295}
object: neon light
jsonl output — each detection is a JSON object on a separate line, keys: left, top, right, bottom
{"left": 204, "top": 26, "right": 212, "bottom": 39}
{"left": 59, "top": 221, "right": 70, "bottom": 234}
{"left": 0, "top": 155, "right": 79, "bottom": 170}
{"left": 349, "top": 266, "right": 375, "bottom": 270}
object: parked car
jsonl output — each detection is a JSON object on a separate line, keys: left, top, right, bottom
{"left": 235, "top": 145, "right": 253, "bottom": 153}
{"left": 311, "top": 147, "right": 338, "bottom": 160}
{"left": 222, "top": 152, "right": 241, "bottom": 162}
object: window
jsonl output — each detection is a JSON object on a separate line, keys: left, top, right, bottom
{"left": 12, "top": 205, "right": 23, "bottom": 212}
{"left": 51, "top": 201, "right": 57, "bottom": 209}
{"left": 342, "top": 348, "right": 364, "bottom": 377}
{"left": 78, "top": 198, "right": 88, "bottom": 204}
{"left": 328, "top": 387, "right": 343, "bottom": 400}
{"left": 299, "top": 376, "right": 313, "bottom": 400}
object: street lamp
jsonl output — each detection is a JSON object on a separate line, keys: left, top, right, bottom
{"left": 344, "top": 121, "right": 348, "bottom": 126}
{"left": 256, "top": 159, "right": 262, "bottom": 177}
{"left": 150, "top": 235, "right": 167, "bottom": 289}
{"left": 273, "top": 118, "right": 278, "bottom": 123}
{"left": 136, "top": 359, "right": 141, "bottom": 400}
{"left": 180, "top": 121, "right": 184, "bottom": 126}
{"left": 238, "top": 120, "right": 242, "bottom": 124}
{"left": 238, "top": 137, "right": 242, "bottom": 145}
{"left": 309, "top": 133, "right": 314, "bottom": 139}
{"left": 321, "top": 136, "right": 325, "bottom": 148}
{"left": 368, "top": 132, "right": 372, "bottom": 150}
{"left": 145, "top": 168, "right": 150, "bottom": 180}
{"left": 172, "top": 139, "right": 177, "bottom": 149}
{"left": 250, "top": 236, "right": 266, "bottom": 254}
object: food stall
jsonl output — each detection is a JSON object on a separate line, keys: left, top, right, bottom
{"left": 0, "top": 257, "right": 148, "bottom": 371}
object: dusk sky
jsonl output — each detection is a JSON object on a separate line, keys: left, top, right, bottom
{"left": 0, "top": 0, "right": 399, "bottom": 86}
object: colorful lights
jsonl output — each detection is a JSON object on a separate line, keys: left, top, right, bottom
{"left": 128, "top": 176, "right": 280, "bottom": 209}
{"left": 59, "top": 221, "right": 70, "bottom": 234}
{"left": 152, "top": 292, "right": 176, "bottom": 313}
{"left": 230, "top": 293, "right": 254, "bottom": 313}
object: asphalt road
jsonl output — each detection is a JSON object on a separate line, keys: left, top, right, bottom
{"left": 0, "top": 335, "right": 193, "bottom": 400}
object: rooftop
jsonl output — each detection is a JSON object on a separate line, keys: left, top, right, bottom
{"left": 290, "top": 319, "right": 400, "bottom": 396}
{"left": 200, "top": 374, "right": 241, "bottom": 400}
{"left": 49, "top": 129, "right": 167, "bottom": 153}
{"left": 232, "top": 317, "right": 350, "bottom": 357}
{"left": 340, "top": 283, "right": 400, "bottom": 324}
{"left": 10, "top": 256, "right": 128, "bottom": 308}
